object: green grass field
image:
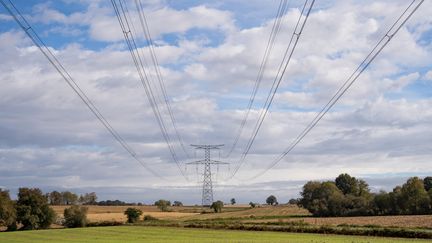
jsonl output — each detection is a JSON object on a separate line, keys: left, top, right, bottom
{"left": 0, "top": 226, "right": 430, "bottom": 243}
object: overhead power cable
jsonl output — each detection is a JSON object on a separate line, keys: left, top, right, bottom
{"left": 247, "top": 0, "right": 424, "bottom": 180}
{"left": 134, "top": 0, "right": 191, "bottom": 159}
{"left": 0, "top": 0, "right": 165, "bottom": 179}
{"left": 229, "top": 0, "right": 315, "bottom": 179}
{"left": 111, "top": 0, "right": 189, "bottom": 180}
{"left": 223, "top": 0, "right": 291, "bottom": 158}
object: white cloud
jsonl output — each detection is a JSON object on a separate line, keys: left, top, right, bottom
{"left": 0, "top": 0, "right": 431, "bottom": 202}
{"left": 424, "top": 70, "right": 432, "bottom": 81}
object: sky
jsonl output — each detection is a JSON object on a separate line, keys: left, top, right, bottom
{"left": 0, "top": 0, "right": 431, "bottom": 204}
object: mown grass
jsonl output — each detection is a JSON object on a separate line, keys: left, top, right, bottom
{"left": 0, "top": 226, "right": 430, "bottom": 243}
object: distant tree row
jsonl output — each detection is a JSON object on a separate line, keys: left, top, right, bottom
{"left": 46, "top": 191, "right": 97, "bottom": 205}
{"left": 298, "top": 173, "right": 432, "bottom": 217}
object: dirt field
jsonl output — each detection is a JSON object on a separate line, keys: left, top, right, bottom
{"left": 51, "top": 205, "right": 432, "bottom": 229}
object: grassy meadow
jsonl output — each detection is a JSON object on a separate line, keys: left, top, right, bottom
{"left": 1, "top": 226, "right": 430, "bottom": 243}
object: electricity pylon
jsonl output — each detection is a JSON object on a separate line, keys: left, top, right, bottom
{"left": 186, "top": 144, "right": 228, "bottom": 206}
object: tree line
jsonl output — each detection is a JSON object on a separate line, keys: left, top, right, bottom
{"left": 46, "top": 191, "right": 97, "bottom": 205}
{"left": 298, "top": 173, "right": 432, "bottom": 217}
{"left": 0, "top": 187, "right": 145, "bottom": 231}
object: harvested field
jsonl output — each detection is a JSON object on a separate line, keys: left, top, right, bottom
{"left": 51, "top": 205, "right": 200, "bottom": 222}
{"left": 86, "top": 212, "right": 198, "bottom": 222}
{"left": 183, "top": 205, "right": 310, "bottom": 220}
{"left": 248, "top": 215, "right": 432, "bottom": 229}
{"left": 51, "top": 205, "right": 432, "bottom": 230}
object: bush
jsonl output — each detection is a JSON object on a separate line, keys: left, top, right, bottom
{"left": 124, "top": 208, "right": 143, "bottom": 223}
{"left": 63, "top": 205, "right": 88, "bottom": 228}
{"left": 87, "top": 221, "right": 123, "bottom": 227}
{"left": 143, "top": 215, "right": 158, "bottom": 221}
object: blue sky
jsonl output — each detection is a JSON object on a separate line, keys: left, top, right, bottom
{"left": 0, "top": 0, "right": 431, "bottom": 204}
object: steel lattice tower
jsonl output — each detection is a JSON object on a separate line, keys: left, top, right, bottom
{"left": 187, "top": 144, "right": 228, "bottom": 206}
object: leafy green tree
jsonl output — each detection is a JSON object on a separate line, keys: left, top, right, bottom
{"left": 288, "top": 198, "right": 299, "bottom": 205}
{"left": 173, "top": 201, "right": 183, "bottom": 206}
{"left": 154, "top": 199, "right": 171, "bottom": 212}
{"left": 48, "top": 191, "right": 63, "bottom": 205}
{"left": 230, "top": 198, "right": 236, "bottom": 205}
{"left": 400, "top": 177, "right": 430, "bottom": 214}
{"left": 0, "top": 189, "right": 16, "bottom": 230}
{"left": 299, "top": 181, "right": 346, "bottom": 216}
{"left": 357, "top": 179, "right": 371, "bottom": 197}
{"left": 249, "top": 202, "right": 256, "bottom": 208}
{"left": 16, "top": 188, "right": 56, "bottom": 230}
{"left": 335, "top": 173, "right": 359, "bottom": 195}
{"left": 79, "top": 192, "right": 97, "bottom": 205}
{"left": 424, "top": 176, "right": 432, "bottom": 192}
{"left": 61, "top": 191, "right": 78, "bottom": 205}
{"left": 373, "top": 191, "right": 392, "bottom": 215}
{"left": 210, "top": 200, "right": 224, "bottom": 213}
{"left": 63, "top": 205, "right": 88, "bottom": 228}
{"left": 266, "top": 195, "right": 277, "bottom": 205}
{"left": 124, "top": 208, "right": 143, "bottom": 223}
{"left": 388, "top": 186, "right": 403, "bottom": 215}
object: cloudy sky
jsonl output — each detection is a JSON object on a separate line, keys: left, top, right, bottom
{"left": 0, "top": 0, "right": 431, "bottom": 204}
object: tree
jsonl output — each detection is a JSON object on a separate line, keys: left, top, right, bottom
{"left": 63, "top": 205, "right": 88, "bottom": 228}
{"left": 0, "top": 189, "right": 16, "bottom": 230}
{"left": 61, "top": 191, "right": 78, "bottom": 205}
{"left": 335, "top": 173, "right": 359, "bottom": 195}
{"left": 210, "top": 200, "right": 224, "bottom": 213}
{"left": 173, "top": 201, "right": 183, "bottom": 207}
{"left": 230, "top": 198, "right": 236, "bottom": 205}
{"left": 399, "top": 177, "right": 430, "bottom": 214}
{"left": 79, "top": 192, "right": 97, "bottom": 205}
{"left": 299, "top": 181, "right": 346, "bottom": 216}
{"left": 124, "top": 208, "right": 143, "bottom": 223}
{"left": 424, "top": 176, "right": 432, "bottom": 192}
{"left": 48, "top": 191, "right": 63, "bottom": 205}
{"left": 373, "top": 191, "right": 392, "bottom": 215}
{"left": 249, "top": 202, "right": 256, "bottom": 208}
{"left": 266, "top": 195, "right": 277, "bottom": 205}
{"left": 154, "top": 199, "right": 171, "bottom": 212}
{"left": 16, "top": 188, "right": 56, "bottom": 230}
{"left": 288, "top": 198, "right": 299, "bottom": 205}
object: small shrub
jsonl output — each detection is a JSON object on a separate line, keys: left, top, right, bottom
{"left": 63, "top": 205, "right": 88, "bottom": 228}
{"left": 143, "top": 215, "right": 158, "bottom": 221}
{"left": 124, "top": 207, "right": 143, "bottom": 223}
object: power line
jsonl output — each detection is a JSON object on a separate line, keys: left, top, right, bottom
{"left": 247, "top": 0, "right": 424, "bottom": 180}
{"left": 134, "top": 0, "right": 191, "bottom": 159}
{"left": 229, "top": 0, "right": 315, "bottom": 179}
{"left": 111, "top": 0, "right": 189, "bottom": 180}
{"left": 224, "top": 0, "right": 291, "bottom": 158}
{"left": 0, "top": 0, "right": 165, "bottom": 179}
